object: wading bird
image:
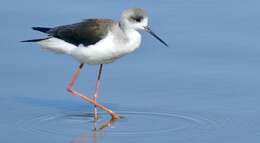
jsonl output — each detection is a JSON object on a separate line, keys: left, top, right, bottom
{"left": 22, "top": 8, "right": 168, "bottom": 120}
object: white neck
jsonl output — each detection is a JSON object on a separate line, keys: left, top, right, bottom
{"left": 117, "top": 21, "right": 142, "bottom": 51}
{"left": 119, "top": 21, "right": 139, "bottom": 39}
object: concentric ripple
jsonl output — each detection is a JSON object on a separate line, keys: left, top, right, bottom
{"left": 16, "top": 111, "right": 215, "bottom": 136}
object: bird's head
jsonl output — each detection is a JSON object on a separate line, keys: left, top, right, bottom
{"left": 121, "top": 8, "right": 149, "bottom": 30}
{"left": 120, "top": 8, "right": 168, "bottom": 47}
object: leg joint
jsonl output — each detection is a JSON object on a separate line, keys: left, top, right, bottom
{"left": 66, "top": 86, "right": 73, "bottom": 93}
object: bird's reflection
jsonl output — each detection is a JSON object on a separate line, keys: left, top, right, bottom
{"left": 70, "top": 117, "right": 119, "bottom": 143}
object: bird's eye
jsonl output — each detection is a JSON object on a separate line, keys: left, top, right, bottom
{"left": 131, "top": 16, "right": 143, "bottom": 22}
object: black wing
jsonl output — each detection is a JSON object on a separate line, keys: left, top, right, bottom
{"left": 46, "top": 19, "right": 114, "bottom": 46}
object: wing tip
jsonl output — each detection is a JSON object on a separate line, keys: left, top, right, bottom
{"left": 32, "top": 27, "right": 51, "bottom": 33}
{"left": 21, "top": 38, "right": 48, "bottom": 42}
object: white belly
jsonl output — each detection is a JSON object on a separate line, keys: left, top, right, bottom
{"left": 70, "top": 31, "right": 141, "bottom": 64}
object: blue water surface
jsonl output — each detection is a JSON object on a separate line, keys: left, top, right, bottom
{"left": 1, "top": 0, "right": 260, "bottom": 143}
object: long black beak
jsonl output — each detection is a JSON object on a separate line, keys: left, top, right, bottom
{"left": 145, "top": 26, "right": 168, "bottom": 47}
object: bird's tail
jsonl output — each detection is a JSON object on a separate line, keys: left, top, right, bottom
{"left": 21, "top": 27, "right": 74, "bottom": 54}
{"left": 22, "top": 37, "right": 75, "bottom": 54}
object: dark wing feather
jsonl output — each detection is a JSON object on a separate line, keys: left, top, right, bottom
{"left": 32, "top": 27, "right": 52, "bottom": 33}
{"left": 47, "top": 19, "right": 114, "bottom": 46}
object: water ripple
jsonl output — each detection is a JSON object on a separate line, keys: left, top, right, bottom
{"left": 16, "top": 111, "right": 216, "bottom": 136}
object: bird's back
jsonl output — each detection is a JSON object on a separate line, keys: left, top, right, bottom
{"left": 48, "top": 19, "right": 115, "bottom": 46}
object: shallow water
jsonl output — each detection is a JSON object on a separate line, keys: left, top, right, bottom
{"left": 1, "top": 0, "right": 260, "bottom": 142}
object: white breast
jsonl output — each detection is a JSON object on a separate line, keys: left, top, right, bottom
{"left": 70, "top": 30, "right": 141, "bottom": 65}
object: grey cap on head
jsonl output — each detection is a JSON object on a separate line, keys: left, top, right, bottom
{"left": 122, "top": 8, "right": 148, "bottom": 21}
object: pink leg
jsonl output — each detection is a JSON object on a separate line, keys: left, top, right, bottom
{"left": 66, "top": 63, "right": 119, "bottom": 120}
{"left": 93, "top": 64, "right": 103, "bottom": 120}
